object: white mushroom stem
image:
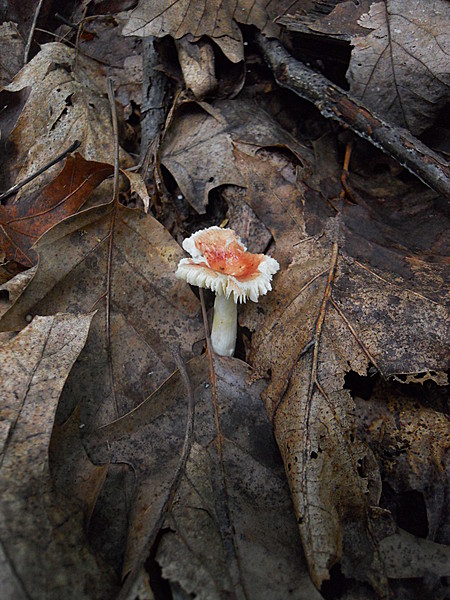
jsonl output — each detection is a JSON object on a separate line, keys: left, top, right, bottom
{"left": 210, "top": 294, "right": 237, "bottom": 357}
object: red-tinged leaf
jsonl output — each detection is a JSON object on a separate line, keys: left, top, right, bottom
{"left": 0, "top": 153, "right": 113, "bottom": 267}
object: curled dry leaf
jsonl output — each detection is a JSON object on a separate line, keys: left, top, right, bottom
{"left": 87, "top": 354, "right": 323, "bottom": 600}
{"left": 347, "top": 0, "right": 450, "bottom": 135}
{"left": 119, "top": 0, "right": 307, "bottom": 63}
{"left": 230, "top": 145, "right": 448, "bottom": 594}
{"left": 2, "top": 42, "right": 132, "bottom": 197}
{"left": 0, "top": 313, "right": 117, "bottom": 600}
{"left": 0, "top": 199, "right": 203, "bottom": 429}
{"left": 0, "top": 153, "right": 113, "bottom": 268}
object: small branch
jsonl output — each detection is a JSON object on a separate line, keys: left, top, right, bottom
{"left": 106, "top": 77, "right": 120, "bottom": 418}
{"left": 0, "top": 140, "right": 81, "bottom": 203}
{"left": 256, "top": 34, "right": 450, "bottom": 199}
{"left": 24, "top": 0, "right": 45, "bottom": 63}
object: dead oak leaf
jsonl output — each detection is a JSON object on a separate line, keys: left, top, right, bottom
{"left": 120, "top": 0, "right": 308, "bottom": 63}
{"left": 347, "top": 0, "right": 450, "bottom": 135}
{"left": 160, "top": 98, "right": 311, "bottom": 213}
{"left": 0, "top": 153, "right": 113, "bottom": 268}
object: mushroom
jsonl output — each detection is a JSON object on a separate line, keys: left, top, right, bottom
{"left": 176, "top": 226, "right": 279, "bottom": 356}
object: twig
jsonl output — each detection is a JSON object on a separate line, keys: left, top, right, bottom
{"left": 24, "top": 0, "right": 45, "bottom": 63}
{"left": 0, "top": 140, "right": 81, "bottom": 203}
{"left": 256, "top": 34, "right": 450, "bottom": 199}
{"left": 106, "top": 77, "right": 119, "bottom": 418}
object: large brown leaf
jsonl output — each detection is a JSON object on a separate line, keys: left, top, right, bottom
{"left": 0, "top": 199, "right": 203, "bottom": 429}
{"left": 87, "top": 353, "right": 324, "bottom": 600}
{"left": 0, "top": 153, "right": 113, "bottom": 267}
{"left": 120, "top": 0, "right": 306, "bottom": 63}
{"left": 0, "top": 313, "right": 117, "bottom": 599}
{"left": 231, "top": 145, "right": 448, "bottom": 594}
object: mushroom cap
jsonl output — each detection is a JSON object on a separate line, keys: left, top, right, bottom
{"left": 176, "top": 226, "right": 279, "bottom": 303}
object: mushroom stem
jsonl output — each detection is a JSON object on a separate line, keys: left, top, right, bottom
{"left": 211, "top": 294, "right": 237, "bottom": 357}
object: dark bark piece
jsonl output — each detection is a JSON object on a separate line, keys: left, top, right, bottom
{"left": 140, "top": 36, "right": 172, "bottom": 165}
{"left": 256, "top": 34, "right": 450, "bottom": 199}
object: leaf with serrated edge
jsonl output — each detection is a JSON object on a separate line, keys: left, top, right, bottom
{"left": 233, "top": 145, "right": 447, "bottom": 594}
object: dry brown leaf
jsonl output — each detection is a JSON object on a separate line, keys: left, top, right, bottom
{"left": 50, "top": 404, "right": 109, "bottom": 526}
{"left": 75, "top": 15, "right": 143, "bottom": 119}
{"left": 278, "top": 1, "right": 450, "bottom": 135}
{"left": 347, "top": 0, "right": 450, "bottom": 135}
{"left": 230, "top": 145, "right": 448, "bottom": 594}
{"left": 277, "top": 0, "right": 372, "bottom": 40}
{"left": 0, "top": 312, "right": 117, "bottom": 599}
{"left": 160, "top": 97, "right": 311, "bottom": 213}
{"left": 0, "top": 199, "right": 203, "bottom": 429}
{"left": 87, "top": 354, "right": 323, "bottom": 600}
{"left": 119, "top": 0, "right": 307, "bottom": 63}
{"left": 3, "top": 42, "right": 132, "bottom": 197}
{"left": 0, "top": 153, "right": 113, "bottom": 267}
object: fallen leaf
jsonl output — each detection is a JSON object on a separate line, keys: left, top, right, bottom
{"left": 119, "top": 0, "right": 307, "bottom": 63}
{"left": 160, "top": 97, "right": 311, "bottom": 213}
{"left": 3, "top": 42, "right": 132, "bottom": 198}
{"left": 73, "top": 14, "right": 143, "bottom": 119}
{"left": 379, "top": 529, "right": 450, "bottom": 580}
{"left": 87, "top": 354, "right": 324, "bottom": 600}
{"left": 347, "top": 0, "right": 450, "bottom": 135}
{"left": 277, "top": 0, "right": 372, "bottom": 40}
{"left": 0, "top": 153, "right": 113, "bottom": 267}
{"left": 0, "top": 199, "right": 203, "bottom": 429}
{"left": 231, "top": 145, "right": 448, "bottom": 594}
{"left": 0, "top": 312, "right": 117, "bottom": 599}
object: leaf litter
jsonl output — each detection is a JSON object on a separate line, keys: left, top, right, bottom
{"left": 0, "top": 3, "right": 449, "bottom": 599}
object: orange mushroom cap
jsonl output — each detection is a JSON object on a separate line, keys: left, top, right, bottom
{"left": 176, "top": 226, "right": 279, "bottom": 303}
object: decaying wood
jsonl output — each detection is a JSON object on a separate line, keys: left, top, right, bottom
{"left": 140, "top": 36, "right": 171, "bottom": 170}
{"left": 256, "top": 34, "right": 450, "bottom": 199}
